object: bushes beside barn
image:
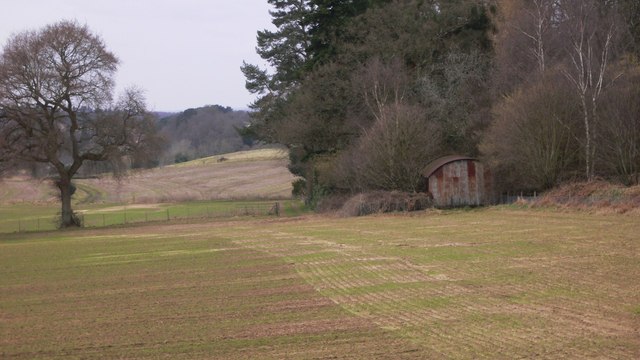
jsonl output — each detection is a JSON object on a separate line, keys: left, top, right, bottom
{"left": 319, "top": 191, "right": 433, "bottom": 217}
{"left": 531, "top": 181, "right": 640, "bottom": 214}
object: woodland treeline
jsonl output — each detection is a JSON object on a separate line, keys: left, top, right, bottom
{"left": 62, "top": 105, "right": 252, "bottom": 175}
{"left": 157, "top": 105, "right": 252, "bottom": 165}
{"left": 242, "top": 0, "right": 640, "bottom": 203}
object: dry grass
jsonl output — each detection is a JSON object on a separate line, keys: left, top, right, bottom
{"left": 336, "top": 191, "right": 433, "bottom": 217}
{"left": 0, "top": 176, "right": 57, "bottom": 204}
{"left": 532, "top": 181, "right": 640, "bottom": 214}
{"left": 0, "top": 148, "right": 296, "bottom": 205}
{"left": 78, "top": 159, "right": 294, "bottom": 203}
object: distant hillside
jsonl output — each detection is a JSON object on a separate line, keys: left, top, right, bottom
{"left": 0, "top": 148, "right": 296, "bottom": 204}
{"left": 157, "top": 105, "right": 254, "bottom": 165}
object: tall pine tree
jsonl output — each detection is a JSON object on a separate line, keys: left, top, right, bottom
{"left": 241, "top": 0, "right": 312, "bottom": 142}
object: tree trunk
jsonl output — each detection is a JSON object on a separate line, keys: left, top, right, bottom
{"left": 580, "top": 95, "right": 592, "bottom": 181}
{"left": 590, "top": 98, "right": 599, "bottom": 181}
{"left": 56, "top": 178, "right": 79, "bottom": 228}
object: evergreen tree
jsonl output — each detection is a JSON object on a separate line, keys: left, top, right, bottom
{"left": 241, "top": 0, "right": 312, "bottom": 141}
{"left": 305, "top": 0, "right": 391, "bottom": 66}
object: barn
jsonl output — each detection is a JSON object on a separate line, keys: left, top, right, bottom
{"left": 422, "top": 155, "right": 492, "bottom": 207}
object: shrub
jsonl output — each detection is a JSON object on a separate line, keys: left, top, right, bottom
{"left": 531, "top": 181, "right": 640, "bottom": 213}
{"left": 291, "top": 178, "right": 307, "bottom": 198}
{"left": 333, "top": 103, "right": 440, "bottom": 193}
{"left": 481, "top": 74, "right": 581, "bottom": 192}
{"left": 338, "top": 191, "right": 433, "bottom": 217}
{"left": 174, "top": 153, "right": 189, "bottom": 163}
{"left": 316, "top": 194, "right": 351, "bottom": 213}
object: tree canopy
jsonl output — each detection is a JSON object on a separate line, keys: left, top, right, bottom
{"left": 244, "top": 0, "right": 640, "bottom": 203}
{"left": 243, "top": 0, "right": 495, "bottom": 202}
{"left": 0, "top": 20, "right": 163, "bottom": 227}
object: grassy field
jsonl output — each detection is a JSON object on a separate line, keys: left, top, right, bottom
{"left": 1, "top": 207, "right": 639, "bottom": 358}
{"left": 0, "top": 200, "right": 306, "bottom": 233}
{"left": 0, "top": 148, "right": 296, "bottom": 205}
{"left": 0, "top": 147, "right": 301, "bottom": 233}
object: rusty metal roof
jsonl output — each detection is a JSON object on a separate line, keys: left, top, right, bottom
{"left": 421, "top": 155, "right": 477, "bottom": 178}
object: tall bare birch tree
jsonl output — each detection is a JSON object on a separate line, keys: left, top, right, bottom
{"left": 560, "top": 0, "right": 620, "bottom": 180}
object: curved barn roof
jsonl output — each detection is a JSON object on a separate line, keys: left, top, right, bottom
{"left": 421, "top": 155, "right": 477, "bottom": 178}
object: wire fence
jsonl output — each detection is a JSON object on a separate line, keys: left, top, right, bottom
{"left": 495, "top": 192, "right": 539, "bottom": 205}
{"left": 1, "top": 193, "right": 546, "bottom": 234}
{"left": 3, "top": 202, "right": 283, "bottom": 234}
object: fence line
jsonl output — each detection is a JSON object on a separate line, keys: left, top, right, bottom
{"left": 3, "top": 202, "right": 282, "bottom": 234}
{"left": 495, "top": 192, "right": 538, "bottom": 205}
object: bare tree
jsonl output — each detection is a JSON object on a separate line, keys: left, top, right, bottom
{"left": 515, "top": 0, "right": 557, "bottom": 73}
{"left": 0, "top": 21, "right": 162, "bottom": 227}
{"left": 481, "top": 74, "right": 581, "bottom": 191}
{"left": 357, "top": 58, "right": 409, "bottom": 126}
{"left": 598, "top": 63, "right": 640, "bottom": 185}
{"left": 559, "top": 0, "right": 621, "bottom": 181}
{"left": 354, "top": 104, "right": 440, "bottom": 192}
{"left": 492, "top": 0, "right": 562, "bottom": 94}
{"left": 331, "top": 58, "right": 440, "bottom": 193}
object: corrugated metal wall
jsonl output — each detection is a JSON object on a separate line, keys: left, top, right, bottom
{"left": 428, "top": 160, "right": 490, "bottom": 207}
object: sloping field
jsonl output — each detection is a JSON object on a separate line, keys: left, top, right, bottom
{"left": 0, "top": 177, "right": 57, "bottom": 204}
{"left": 0, "top": 148, "right": 296, "bottom": 205}
{"left": 1, "top": 208, "right": 639, "bottom": 358}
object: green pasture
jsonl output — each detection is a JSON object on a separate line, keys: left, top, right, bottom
{"left": 0, "top": 199, "right": 306, "bottom": 233}
{"left": 1, "top": 208, "right": 639, "bottom": 358}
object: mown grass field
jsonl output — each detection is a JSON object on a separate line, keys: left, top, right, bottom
{"left": 1, "top": 207, "right": 639, "bottom": 359}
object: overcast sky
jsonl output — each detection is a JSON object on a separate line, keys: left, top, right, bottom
{"left": 0, "top": 1, "right": 274, "bottom": 112}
